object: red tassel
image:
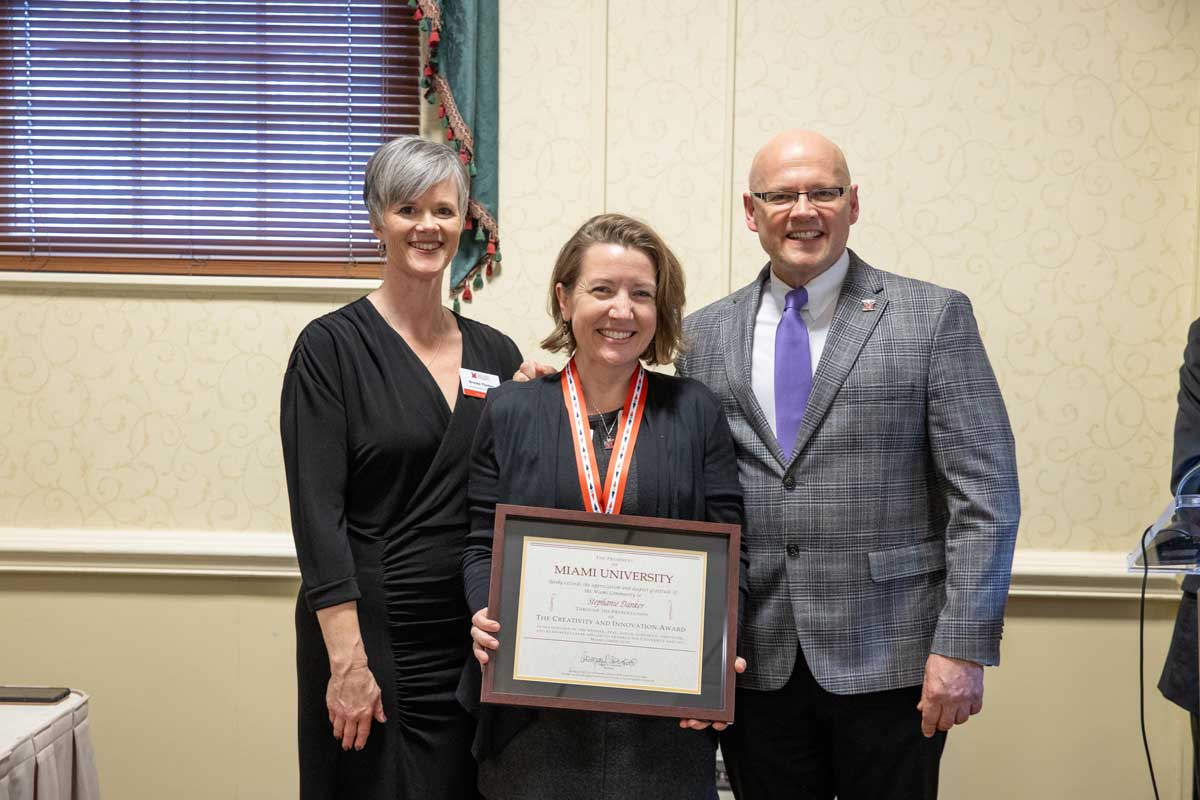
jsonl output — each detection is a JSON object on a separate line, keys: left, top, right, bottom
{"left": 486, "top": 241, "right": 496, "bottom": 255}
{"left": 437, "top": 104, "right": 446, "bottom": 118}
{"left": 446, "top": 127, "right": 455, "bottom": 141}
{"left": 459, "top": 150, "right": 469, "bottom": 164}
{"left": 424, "top": 65, "right": 433, "bottom": 77}
{"left": 464, "top": 216, "right": 473, "bottom": 230}
{"left": 428, "top": 30, "right": 440, "bottom": 45}
{"left": 413, "top": 7, "right": 423, "bottom": 20}
{"left": 485, "top": 261, "right": 493, "bottom": 277}
{"left": 462, "top": 286, "right": 473, "bottom": 302}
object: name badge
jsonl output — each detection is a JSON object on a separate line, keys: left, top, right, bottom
{"left": 461, "top": 368, "right": 501, "bottom": 399}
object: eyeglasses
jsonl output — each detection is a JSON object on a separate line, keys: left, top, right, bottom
{"left": 750, "top": 187, "right": 847, "bottom": 209}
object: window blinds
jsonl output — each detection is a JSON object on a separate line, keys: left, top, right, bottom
{"left": 0, "top": 0, "right": 420, "bottom": 276}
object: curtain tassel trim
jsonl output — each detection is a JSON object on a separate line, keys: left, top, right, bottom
{"left": 416, "top": 0, "right": 501, "bottom": 310}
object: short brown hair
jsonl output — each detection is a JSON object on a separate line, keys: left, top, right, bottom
{"left": 541, "top": 214, "right": 686, "bottom": 366}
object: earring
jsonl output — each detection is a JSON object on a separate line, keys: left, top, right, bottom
{"left": 377, "top": 240, "right": 386, "bottom": 257}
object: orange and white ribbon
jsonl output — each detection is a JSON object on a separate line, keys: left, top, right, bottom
{"left": 560, "top": 358, "right": 647, "bottom": 514}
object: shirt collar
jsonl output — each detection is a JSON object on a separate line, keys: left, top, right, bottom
{"left": 764, "top": 248, "right": 850, "bottom": 320}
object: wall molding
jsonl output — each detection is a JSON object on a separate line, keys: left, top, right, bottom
{"left": 0, "top": 528, "right": 1184, "bottom": 599}
{"left": 1008, "top": 549, "right": 1181, "bottom": 600}
{"left": 0, "top": 528, "right": 300, "bottom": 578}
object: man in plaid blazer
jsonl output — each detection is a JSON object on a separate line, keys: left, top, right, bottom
{"left": 676, "top": 130, "right": 1020, "bottom": 799}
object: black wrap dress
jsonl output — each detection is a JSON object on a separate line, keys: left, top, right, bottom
{"left": 281, "top": 297, "right": 522, "bottom": 800}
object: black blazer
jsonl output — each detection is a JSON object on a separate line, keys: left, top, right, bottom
{"left": 1161, "top": 318, "right": 1200, "bottom": 712}
{"left": 457, "top": 369, "right": 747, "bottom": 757}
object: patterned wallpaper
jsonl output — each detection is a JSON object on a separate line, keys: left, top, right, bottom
{"left": 605, "top": 0, "right": 734, "bottom": 306}
{"left": 0, "top": 288, "right": 345, "bottom": 530}
{"left": 0, "top": 0, "right": 1197, "bottom": 550}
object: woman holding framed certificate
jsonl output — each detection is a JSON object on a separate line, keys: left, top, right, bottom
{"left": 460, "top": 213, "right": 747, "bottom": 799}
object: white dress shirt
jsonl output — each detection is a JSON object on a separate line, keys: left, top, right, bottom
{"left": 751, "top": 249, "right": 850, "bottom": 440}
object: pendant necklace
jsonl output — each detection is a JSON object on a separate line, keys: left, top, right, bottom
{"left": 595, "top": 409, "right": 621, "bottom": 450}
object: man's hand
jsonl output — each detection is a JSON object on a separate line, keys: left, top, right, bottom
{"left": 512, "top": 360, "right": 557, "bottom": 382}
{"left": 917, "top": 653, "right": 983, "bottom": 737}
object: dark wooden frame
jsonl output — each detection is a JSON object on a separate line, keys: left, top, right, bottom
{"left": 480, "top": 504, "right": 739, "bottom": 721}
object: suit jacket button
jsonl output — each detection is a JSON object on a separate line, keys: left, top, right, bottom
{"left": 783, "top": 477, "right": 796, "bottom": 490}
{"left": 787, "top": 545, "right": 800, "bottom": 557}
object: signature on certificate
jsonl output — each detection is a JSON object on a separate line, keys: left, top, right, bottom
{"left": 580, "top": 652, "right": 639, "bottom": 669}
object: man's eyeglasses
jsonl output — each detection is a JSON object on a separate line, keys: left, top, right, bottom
{"left": 750, "top": 187, "right": 847, "bottom": 209}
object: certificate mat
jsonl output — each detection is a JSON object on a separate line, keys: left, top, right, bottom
{"left": 482, "top": 505, "right": 739, "bottom": 721}
{"left": 513, "top": 537, "right": 706, "bottom": 693}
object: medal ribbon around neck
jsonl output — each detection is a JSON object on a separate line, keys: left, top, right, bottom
{"left": 560, "top": 357, "right": 647, "bottom": 514}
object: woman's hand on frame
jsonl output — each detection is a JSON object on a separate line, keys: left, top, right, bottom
{"left": 678, "top": 656, "right": 746, "bottom": 731}
{"left": 471, "top": 607, "right": 501, "bottom": 665}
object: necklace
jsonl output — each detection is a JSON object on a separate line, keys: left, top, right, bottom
{"left": 593, "top": 408, "right": 621, "bottom": 450}
{"left": 377, "top": 300, "right": 448, "bottom": 368}
{"left": 369, "top": 292, "right": 452, "bottom": 370}
{"left": 418, "top": 311, "right": 448, "bottom": 369}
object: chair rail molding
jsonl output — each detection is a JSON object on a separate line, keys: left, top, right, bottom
{"left": 0, "top": 528, "right": 1183, "bottom": 598}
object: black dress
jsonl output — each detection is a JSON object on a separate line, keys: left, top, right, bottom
{"left": 281, "top": 297, "right": 522, "bottom": 800}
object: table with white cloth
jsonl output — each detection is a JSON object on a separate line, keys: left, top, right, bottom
{"left": 0, "top": 692, "right": 99, "bottom": 800}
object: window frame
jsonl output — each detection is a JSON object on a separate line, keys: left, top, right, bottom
{"left": 0, "top": 0, "right": 422, "bottom": 281}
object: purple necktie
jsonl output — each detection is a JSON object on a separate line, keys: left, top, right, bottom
{"left": 775, "top": 286, "right": 812, "bottom": 458}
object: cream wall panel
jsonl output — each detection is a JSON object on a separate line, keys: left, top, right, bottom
{"left": 0, "top": 578, "right": 1188, "bottom": 799}
{"left": 0, "top": 288, "right": 350, "bottom": 532}
{"left": 0, "top": 575, "right": 300, "bottom": 800}
{"left": 732, "top": 0, "right": 1200, "bottom": 551}
{"left": 605, "top": 0, "right": 735, "bottom": 311}
{"left": 462, "top": 0, "right": 608, "bottom": 361}
{"left": 941, "top": 595, "right": 1189, "bottom": 798}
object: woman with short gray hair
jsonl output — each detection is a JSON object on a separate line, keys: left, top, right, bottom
{"left": 282, "top": 135, "right": 522, "bottom": 800}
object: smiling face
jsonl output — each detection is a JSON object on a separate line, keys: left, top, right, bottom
{"left": 370, "top": 177, "right": 462, "bottom": 281}
{"left": 555, "top": 243, "right": 658, "bottom": 377}
{"left": 744, "top": 130, "right": 860, "bottom": 288}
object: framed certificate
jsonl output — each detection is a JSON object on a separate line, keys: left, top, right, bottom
{"left": 480, "top": 504, "right": 740, "bottom": 721}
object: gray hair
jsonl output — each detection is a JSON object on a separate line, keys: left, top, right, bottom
{"left": 362, "top": 136, "right": 470, "bottom": 227}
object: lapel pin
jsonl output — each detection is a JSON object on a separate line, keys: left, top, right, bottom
{"left": 861, "top": 299, "right": 877, "bottom": 312}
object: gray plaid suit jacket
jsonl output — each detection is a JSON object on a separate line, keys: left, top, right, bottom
{"left": 676, "top": 251, "right": 1020, "bottom": 694}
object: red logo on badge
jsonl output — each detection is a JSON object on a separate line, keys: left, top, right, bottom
{"left": 861, "top": 299, "right": 876, "bottom": 312}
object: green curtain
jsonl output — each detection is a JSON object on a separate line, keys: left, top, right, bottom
{"left": 423, "top": 0, "right": 500, "bottom": 298}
